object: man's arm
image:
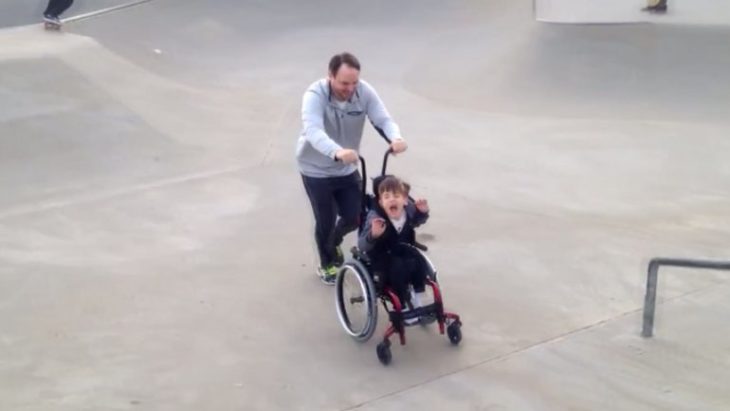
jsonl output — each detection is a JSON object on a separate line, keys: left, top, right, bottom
{"left": 362, "top": 81, "right": 402, "bottom": 143}
{"left": 301, "top": 90, "right": 342, "bottom": 159}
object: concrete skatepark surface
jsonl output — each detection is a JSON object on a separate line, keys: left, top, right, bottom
{"left": 1, "top": 0, "right": 729, "bottom": 409}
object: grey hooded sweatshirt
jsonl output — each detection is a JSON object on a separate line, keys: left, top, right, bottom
{"left": 296, "top": 79, "right": 402, "bottom": 178}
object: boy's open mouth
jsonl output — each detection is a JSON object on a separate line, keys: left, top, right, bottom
{"left": 388, "top": 205, "right": 398, "bottom": 213}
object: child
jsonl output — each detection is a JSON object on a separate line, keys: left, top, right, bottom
{"left": 358, "top": 175, "right": 430, "bottom": 323}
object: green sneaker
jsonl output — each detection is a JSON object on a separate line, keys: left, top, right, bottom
{"left": 317, "top": 265, "right": 338, "bottom": 285}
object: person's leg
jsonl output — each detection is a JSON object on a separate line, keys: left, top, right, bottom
{"left": 45, "top": 0, "right": 72, "bottom": 17}
{"left": 301, "top": 175, "right": 337, "bottom": 269}
{"left": 408, "top": 255, "right": 434, "bottom": 323}
{"left": 57, "top": 0, "right": 74, "bottom": 17}
{"left": 44, "top": 0, "right": 60, "bottom": 17}
{"left": 387, "top": 257, "right": 412, "bottom": 306}
{"left": 387, "top": 256, "right": 421, "bottom": 325}
{"left": 409, "top": 255, "right": 427, "bottom": 295}
{"left": 330, "top": 171, "right": 362, "bottom": 262}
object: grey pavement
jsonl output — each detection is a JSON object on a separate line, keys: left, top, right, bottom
{"left": 1, "top": 1, "right": 729, "bottom": 410}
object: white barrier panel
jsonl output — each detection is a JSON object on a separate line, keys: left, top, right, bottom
{"left": 536, "top": 0, "right": 730, "bottom": 25}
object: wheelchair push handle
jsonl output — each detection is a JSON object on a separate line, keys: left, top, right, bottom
{"left": 371, "top": 122, "right": 395, "bottom": 176}
{"left": 359, "top": 154, "right": 367, "bottom": 200}
{"left": 358, "top": 147, "right": 393, "bottom": 195}
{"left": 381, "top": 148, "right": 393, "bottom": 176}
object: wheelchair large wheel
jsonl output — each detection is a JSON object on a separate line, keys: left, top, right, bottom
{"left": 335, "top": 260, "right": 378, "bottom": 342}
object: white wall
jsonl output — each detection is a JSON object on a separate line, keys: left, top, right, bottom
{"left": 536, "top": 0, "right": 730, "bottom": 25}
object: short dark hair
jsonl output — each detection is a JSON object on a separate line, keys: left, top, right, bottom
{"left": 377, "top": 176, "right": 407, "bottom": 197}
{"left": 329, "top": 52, "right": 361, "bottom": 76}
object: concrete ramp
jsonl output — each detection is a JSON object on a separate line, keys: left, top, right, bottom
{"left": 1, "top": 0, "right": 730, "bottom": 410}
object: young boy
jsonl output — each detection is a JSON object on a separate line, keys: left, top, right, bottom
{"left": 358, "top": 176, "right": 430, "bottom": 323}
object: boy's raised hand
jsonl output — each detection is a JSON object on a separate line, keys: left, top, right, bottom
{"left": 415, "top": 198, "right": 429, "bottom": 213}
{"left": 371, "top": 217, "right": 386, "bottom": 238}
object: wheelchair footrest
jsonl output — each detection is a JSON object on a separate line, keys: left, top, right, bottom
{"left": 387, "top": 303, "right": 440, "bottom": 326}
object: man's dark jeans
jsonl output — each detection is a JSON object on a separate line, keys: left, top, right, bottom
{"left": 302, "top": 171, "right": 362, "bottom": 268}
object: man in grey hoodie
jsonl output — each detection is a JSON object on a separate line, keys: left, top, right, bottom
{"left": 297, "top": 52, "right": 407, "bottom": 284}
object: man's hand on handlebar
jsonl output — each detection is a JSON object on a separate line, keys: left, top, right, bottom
{"left": 335, "top": 148, "right": 359, "bottom": 164}
{"left": 390, "top": 139, "right": 408, "bottom": 155}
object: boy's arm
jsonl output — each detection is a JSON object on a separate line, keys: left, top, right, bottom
{"left": 407, "top": 201, "right": 429, "bottom": 227}
{"left": 358, "top": 211, "right": 379, "bottom": 252}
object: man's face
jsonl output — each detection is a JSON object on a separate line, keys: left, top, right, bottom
{"left": 378, "top": 190, "right": 406, "bottom": 219}
{"left": 328, "top": 64, "right": 360, "bottom": 101}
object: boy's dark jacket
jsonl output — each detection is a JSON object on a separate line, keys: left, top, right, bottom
{"left": 358, "top": 201, "right": 429, "bottom": 270}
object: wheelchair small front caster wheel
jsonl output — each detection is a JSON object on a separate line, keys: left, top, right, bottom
{"left": 447, "top": 323, "right": 462, "bottom": 345}
{"left": 376, "top": 341, "right": 392, "bottom": 365}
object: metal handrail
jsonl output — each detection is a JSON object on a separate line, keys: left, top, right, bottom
{"left": 642, "top": 257, "right": 730, "bottom": 338}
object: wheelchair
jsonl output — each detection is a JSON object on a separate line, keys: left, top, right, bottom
{"left": 334, "top": 148, "right": 462, "bottom": 365}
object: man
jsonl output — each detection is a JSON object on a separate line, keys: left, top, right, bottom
{"left": 43, "top": 0, "right": 74, "bottom": 26}
{"left": 296, "top": 52, "right": 407, "bottom": 285}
